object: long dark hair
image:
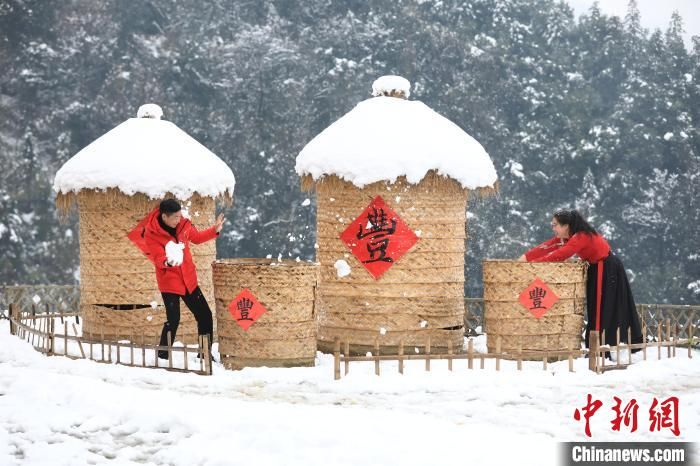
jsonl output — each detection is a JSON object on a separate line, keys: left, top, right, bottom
{"left": 553, "top": 209, "right": 598, "bottom": 236}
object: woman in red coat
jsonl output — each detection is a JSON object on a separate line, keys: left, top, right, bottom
{"left": 518, "top": 210, "right": 643, "bottom": 352}
{"left": 142, "top": 199, "right": 225, "bottom": 359}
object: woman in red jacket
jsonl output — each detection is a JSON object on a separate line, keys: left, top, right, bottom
{"left": 143, "top": 199, "right": 225, "bottom": 359}
{"left": 518, "top": 210, "right": 643, "bottom": 352}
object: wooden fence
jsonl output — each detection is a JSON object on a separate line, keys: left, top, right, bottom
{"left": 2, "top": 286, "right": 697, "bottom": 340}
{"left": 332, "top": 317, "right": 695, "bottom": 379}
{"left": 465, "top": 298, "right": 699, "bottom": 340}
{"left": 7, "top": 304, "right": 212, "bottom": 376}
{"left": 0, "top": 285, "right": 79, "bottom": 315}
{"left": 588, "top": 315, "right": 695, "bottom": 374}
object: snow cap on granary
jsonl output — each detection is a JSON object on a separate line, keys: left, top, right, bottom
{"left": 53, "top": 103, "right": 235, "bottom": 204}
{"left": 295, "top": 75, "right": 497, "bottom": 190}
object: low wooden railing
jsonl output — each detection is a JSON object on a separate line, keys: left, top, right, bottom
{"left": 2, "top": 286, "right": 697, "bottom": 341}
{"left": 332, "top": 318, "right": 694, "bottom": 379}
{"left": 7, "top": 304, "right": 212, "bottom": 376}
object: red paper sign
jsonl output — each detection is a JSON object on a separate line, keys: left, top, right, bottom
{"left": 228, "top": 289, "right": 267, "bottom": 331}
{"left": 339, "top": 195, "right": 418, "bottom": 279}
{"left": 518, "top": 278, "right": 559, "bottom": 318}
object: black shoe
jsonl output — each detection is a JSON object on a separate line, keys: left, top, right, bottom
{"left": 157, "top": 350, "right": 169, "bottom": 360}
{"left": 196, "top": 352, "right": 216, "bottom": 363}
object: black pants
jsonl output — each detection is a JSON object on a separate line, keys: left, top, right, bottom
{"left": 158, "top": 286, "right": 213, "bottom": 355}
{"left": 584, "top": 253, "right": 643, "bottom": 351}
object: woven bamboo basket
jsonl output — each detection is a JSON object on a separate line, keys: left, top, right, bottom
{"left": 482, "top": 259, "right": 587, "bottom": 358}
{"left": 58, "top": 189, "right": 217, "bottom": 344}
{"left": 212, "top": 258, "right": 319, "bottom": 369}
{"left": 304, "top": 172, "right": 483, "bottom": 355}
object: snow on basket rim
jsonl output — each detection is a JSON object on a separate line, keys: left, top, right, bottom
{"left": 296, "top": 76, "right": 498, "bottom": 191}
{"left": 53, "top": 104, "right": 235, "bottom": 205}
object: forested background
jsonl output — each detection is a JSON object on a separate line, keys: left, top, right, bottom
{"left": 0, "top": 0, "right": 698, "bottom": 303}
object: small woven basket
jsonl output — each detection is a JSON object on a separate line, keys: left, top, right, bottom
{"left": 212, "top": 258, "right": 319, "bottom": 369}
{"left": 482, "top": 259, "right": 587, "bottom": 358}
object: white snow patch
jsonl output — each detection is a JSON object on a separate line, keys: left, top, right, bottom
{"left": 301, "top": 198, "right": 311, "bottom": 207}
{"left": 688, "top": 280, "right": 700, "bottom": 296}
{"left": 334, "top": 259, "right": 351, "bottom": 278}
{"left": 372, "top": 75, "right": 411, "bottom": 98}
{"left": 509, "top": 161, "right": 525, "bottom": 180}
{"left": 296, "top": 88, "right": 497, "bottom": 190}
{"left": 136, "top": 103, "right": 163, "bottom": 119}
{"left": 53, "top": 108, "right": 235, "bottom": 200}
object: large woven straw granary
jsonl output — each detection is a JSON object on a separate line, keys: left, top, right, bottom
{"left": 296, "top": 76, "right": 498, "bottom": 354}
{"left": 53, "top": 104, "right": 235, "bottom": 343}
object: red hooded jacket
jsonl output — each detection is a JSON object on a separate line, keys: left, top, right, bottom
{"left": 134, "top": 207, "right": 218, "bottom": 295}
{"left": 524, "top": 232, "right": 610, "bottom": 263}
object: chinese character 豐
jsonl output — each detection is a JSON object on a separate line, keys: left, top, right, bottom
{"left": 237, "top": 297, "right": 254, "bottom": 321}
{"left": 357, "top": 207, "right": 396, "bottom": 264}
{"left": 528, "top": 286, "right": 547, "bottom": 310}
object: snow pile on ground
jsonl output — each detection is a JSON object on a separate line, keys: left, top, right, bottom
{"left": 295, "top": 78, "right": 498, "bottom": 190}
{"left": 53, "top": 104, "right": 235, "bottom": 200}
{"left": 1, "top": 321, "right": 698, "bottom": 466}
{"left": 165, "top": 241, "right": 184, "bottom": 266}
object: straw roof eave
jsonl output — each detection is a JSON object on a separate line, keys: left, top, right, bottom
{"left": 299, "top": 171, "right": 499, "bottom": 198}
{"left": 55, "top": 187, "right": 234, "bottom": 221}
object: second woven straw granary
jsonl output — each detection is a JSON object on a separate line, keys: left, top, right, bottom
{"left": 296, "top": 76, "right": 498, "bottom": 354}
{"left": 53, "top": 104, "right": 235, "bottom": 343}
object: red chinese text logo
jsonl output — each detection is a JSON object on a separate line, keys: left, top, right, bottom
{"left": 518, "top": 278, "right": 559, "bottom": 318}
{"left": 228, "top": 289, "right": 266, "bottom": 331}
{"left": 573, "top": 394, "right": 680, "bottom": 437}
{"left": 339, "top": 195, "right": 418, "bottom": 279}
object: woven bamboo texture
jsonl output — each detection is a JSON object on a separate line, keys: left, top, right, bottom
{"left": 482, "top": 260, "right": 587, "bottom": 357}
{"left": 81, "top": 304, "right": 199, "bottom": 344}
{"left": 310, "top": 174, "right": 469, "bottom": 354}
{"left": 212, "top": 259, "right": 319, "bottom": 369}
{"left": 74, "top": 189, "right": 217, "bottom": 341}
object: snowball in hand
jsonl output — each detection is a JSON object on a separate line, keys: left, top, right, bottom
{"left": 165, "top": 241, "right": 184, "bottom": 266}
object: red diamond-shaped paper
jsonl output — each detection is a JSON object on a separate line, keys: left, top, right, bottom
{"left": 228, "top": 288, "right": 267, "bottom": 331}
{"left": 518, "top": 278, "right": 559, "bottom": 318}
{"left": 339, "top": 195, "right": 419, "bottom": 280}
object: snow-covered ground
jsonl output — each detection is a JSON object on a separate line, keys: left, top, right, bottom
{"left": 0, "top": 320, "right": 697, "bottom": 466}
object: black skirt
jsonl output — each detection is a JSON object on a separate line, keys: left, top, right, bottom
{"left": 584, "top": 252, "right": 644, "bottom": 348}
